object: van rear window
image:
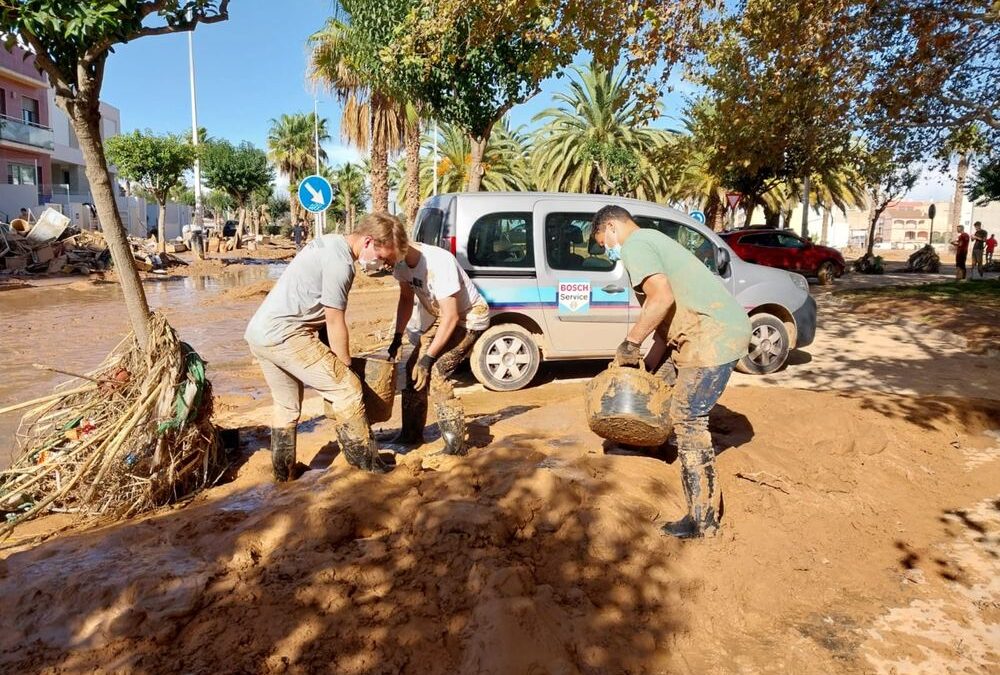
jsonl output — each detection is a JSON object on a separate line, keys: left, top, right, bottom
{"left": 414, "top": 208, "right": 446, "bottom": 247}
{"left": 468, "top": 213, "right": 534, "bottom": 268}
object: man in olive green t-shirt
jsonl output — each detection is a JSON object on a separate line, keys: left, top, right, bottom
{"left": 591, "top": 205, "right": 752, "bottom": 539}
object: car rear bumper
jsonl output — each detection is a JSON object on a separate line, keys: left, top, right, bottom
{"left": 792, "top": 295, "right": 817, "bottom": 348}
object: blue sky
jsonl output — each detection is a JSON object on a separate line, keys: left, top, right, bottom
{"left": 102, "top": 0, "right": 689, "bottom": 162}
{"left": 102, "top": 0, "right": 951, "bottom": 200}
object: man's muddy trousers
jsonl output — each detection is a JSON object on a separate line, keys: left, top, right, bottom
{"left": 397, "top": 323, "right": 482, "bottom": 456}
{"left": 655, "top": 360, "right": 734, "bottom": 538}
{"left": 248, "top": 332, "right": 389, "bottom": 479}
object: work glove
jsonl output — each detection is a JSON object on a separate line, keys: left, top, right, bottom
{"left": 614, "top": 339, "right": 642, "bottom": 368}
{"left": 412, "top": 353, "right": 437, "bottom": 391}
{"left": 387, "top": 332, "right": 404, "bottom": 360}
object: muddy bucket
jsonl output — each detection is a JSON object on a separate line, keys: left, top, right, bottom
{"left": 584, "top": 364, "right": 672, "bottom": 446}
{"left": 349, "top": 355, "right": 397, "bottom": 423}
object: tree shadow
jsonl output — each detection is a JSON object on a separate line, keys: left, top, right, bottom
{"left": 0, "top": 434, "right": 692, "bottom": 673}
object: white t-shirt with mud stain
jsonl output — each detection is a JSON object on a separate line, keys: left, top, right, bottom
{"left": 393, "top": 244, "right": 490, "bottom": 332}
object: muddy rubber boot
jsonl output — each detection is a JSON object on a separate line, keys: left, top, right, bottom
{"left": 435, "top": 400, "right": 467, "bottom": 457}
{"left": 336, "top": 416, "right": 393, "bottom": 474}
{"left": 271, "top": 426, "right": 297, "bottom": 482}
{"left": 389, "top": 388, "right": 428, "bottom": 446}
{"left": 662, "top": 450, "right": 720, "bottom": 539}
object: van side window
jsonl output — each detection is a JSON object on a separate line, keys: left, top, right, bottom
{"left": 414, "top": 208, "right": 445, "bottom": 246}
{"left": 544, "top": 212, "right": 615, "bottom": 271}
{"left": 634, "top": 216, "right": 717, "bottom": 273}
{"left": 467, "top": 212, "right": 534, "bottom": 268}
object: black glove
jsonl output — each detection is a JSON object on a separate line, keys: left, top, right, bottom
{"left": 387, "top": 332, "right": 403, "bottom": 360}
{"left": 614, "top": 339, "right": 641, "bottom": 367}
{"left": 413, "top": 353, "right": 438, "bottom": 390}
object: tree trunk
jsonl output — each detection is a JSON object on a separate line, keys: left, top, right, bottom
{"left": 467, "top": 129, "right": 492, "bottom": 192}
{"left": 949, "top": 153, "right": 969, "bottom": 234}
{"left": 742, "top": 199, "right": 756, "bottom": 228}
{"left": 157, "top": 203, "right": 167, "bottom": 253}
{"left": 820, "top": 199, "right": 832, "bottom": 246}
{"left": 66, "top": 97, "right": 151, "bottom": 346}
{"left": 405, "top": 119, "right": 421, "bottom": 226}
{"left": 866, "top": 192, "right": 885, "bottom": 257}
{"left": 707, "top": 200, "right": 724, "bottom": 232}
{"left": 800, "top": 175, "right": 810, "bottom": 239}
{"left": 370, "top": 99, "right": 390, "bottom": 213}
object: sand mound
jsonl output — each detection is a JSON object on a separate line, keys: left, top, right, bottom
{"left": 0, "top": 387, "right": 997, "bottom": 673}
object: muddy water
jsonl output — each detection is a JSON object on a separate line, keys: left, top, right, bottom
{"left": 0, "top": 266, "right": 287, "bottom": 467}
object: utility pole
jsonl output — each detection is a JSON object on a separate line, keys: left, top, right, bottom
{"left": 313, "top": 94, "right": 323, "bottom": 236}
{"left": 432, "top": 120, "right": 438, "bottom": 196}
{"left": 800, "top": 174, "right": 810, "bottom": 239}
{"left": 187, "top": 29, "right": 205, "bottom": 258}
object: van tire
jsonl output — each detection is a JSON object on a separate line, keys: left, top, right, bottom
{"left": 470, "top": 324, "right": 541, "bottom": 391}
{"left": 736, "top": 313, "right": 790, "bottom": 375}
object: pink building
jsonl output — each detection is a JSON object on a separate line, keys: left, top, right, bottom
{"left": 0, "top": 45, "right": 54, "bottom": 215}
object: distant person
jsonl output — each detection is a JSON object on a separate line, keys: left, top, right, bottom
{"left": 292, "top": 220, "right": 305, "bottom": 250}
{"left": 971, "top": 221, "right": 986, "bottom": 279}
{"left": 19, "top": 207, "right": 33, "bottom": 223}
{"left": 986, "top": 233, "right": 996, "bottom": 265}
{"left": 951, "top": 225, "right": 969, "bottom": 280}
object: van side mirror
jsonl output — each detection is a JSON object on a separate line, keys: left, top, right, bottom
{"left": 716, "top": 247, "right": 731, "bottom": 275}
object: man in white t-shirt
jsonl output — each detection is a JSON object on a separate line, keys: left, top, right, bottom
{"left": 386, "top": 243, "right": 490, "bottom": 456}
{"left": 245, "top": 212, "right": 408, "bottom": 480}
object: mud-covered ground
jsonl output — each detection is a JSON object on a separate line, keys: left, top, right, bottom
{"left": 0, "top": 259, "right": 998, "bottom": 674}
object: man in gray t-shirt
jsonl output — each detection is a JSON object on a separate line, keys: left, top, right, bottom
{"left": 244, "top": 213, "right": 408, "bottom": 480}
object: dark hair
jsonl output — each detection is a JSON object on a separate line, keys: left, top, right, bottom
{"left": 591, "top": 205, "right": 633, "bottom": 233}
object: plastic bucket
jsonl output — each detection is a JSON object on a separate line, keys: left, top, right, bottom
{"left": 584, "top": 364, "right": 671, "bottom": 446}
{"left": 349, "top": 355, "right": 397, "bottom": 423}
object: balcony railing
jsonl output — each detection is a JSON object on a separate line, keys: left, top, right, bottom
{"left": 0, "top": 114, "right": 54, "bottom": 150}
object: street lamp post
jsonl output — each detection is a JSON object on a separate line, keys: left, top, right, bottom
{"left": 313, "top": 94, "right": 324, "bottom": 236}
{"left": 928, "top": 203, "right": 936, "bottom": 246}
{"left": 187, "top": 30, "right": 205, "bottom": 259}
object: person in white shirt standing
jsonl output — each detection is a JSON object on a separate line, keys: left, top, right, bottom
{"left": 386, "top": 243, "right": 490, "bottom": 456}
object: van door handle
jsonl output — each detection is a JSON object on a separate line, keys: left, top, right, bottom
{"left": 602, "top": 284, "right": 625, "bottom": 293}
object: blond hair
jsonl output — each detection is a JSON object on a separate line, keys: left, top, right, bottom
{"left": 354, "top": 211, "right": 408, "bottom": 253}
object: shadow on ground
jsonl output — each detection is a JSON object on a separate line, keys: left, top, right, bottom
{"left": 0, "top": 437, "right": 691, "bottom": 673}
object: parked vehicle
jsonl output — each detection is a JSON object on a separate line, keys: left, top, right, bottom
{"left": 720, "top": 228, "right": 846, "bottom": 285}
{"left": 411, "top": 193, "right": 817, "bottom": 390}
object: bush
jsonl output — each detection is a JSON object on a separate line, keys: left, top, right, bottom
{"left": 265, "top": 225, "right": 281, "bottom": 236}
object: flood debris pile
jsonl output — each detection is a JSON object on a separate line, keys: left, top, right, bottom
{"left": 904, "top": 244, "right": 941, "bottom": 273}
{"left": 0, "top": 313, "right": 224, "bottom": 538}
{"left": 0, "top": 208, "right": 188, "bottom": 278}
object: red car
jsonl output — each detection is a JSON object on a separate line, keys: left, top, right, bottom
{"left": 720, "top": 229, "right": 846, "bottom": 285}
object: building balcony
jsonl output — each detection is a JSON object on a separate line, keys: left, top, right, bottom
{"left": 0, "top": 114, "right": 54, "bottom": 151}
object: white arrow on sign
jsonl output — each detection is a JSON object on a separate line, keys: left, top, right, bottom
{"left": 304, "top": 182, "right": 325, "bottom": 205}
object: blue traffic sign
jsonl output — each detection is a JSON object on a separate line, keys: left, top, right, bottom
{"left": 298, "top": 175, "right": 333, "bottom": 213}
{"left": 689, "top": 210, "right": 706, "bottom": 224}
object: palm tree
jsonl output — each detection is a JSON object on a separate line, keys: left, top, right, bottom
{"left": 662, "top": 108, "right": 728, "bottom": 230}
{"left": 267, "top": 113, "right": 330, "bottom": 226}
{"left": 532, "top": 62, "right": 672, "bottom": 200}
{"left": 332, "top": 162, "right": 367, "bottom": 232}
{"left": 309, "top": 18, "right": 406, "bottom": 214}
{"left": 941, "top": 125, "right": 986, "bottom": 237}
{"left": 419, "top": 120, "right": 534, "bottom": 198}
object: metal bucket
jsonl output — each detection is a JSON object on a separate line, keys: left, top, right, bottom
{"left": 585, "top": 364, "right": 672, "bottom": 446}
{"left": 348, "top": 355, "right": 397, "bottom": 423}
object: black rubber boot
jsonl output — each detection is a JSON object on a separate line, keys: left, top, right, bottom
{"left": 434, "top": 400, "right": 467, "bottom": 456}
{"left": 271, "top": 426, "right": 297, "bottom": 482}
{"left": 390, "top": 388, "right": 428, "bottom": 446}
{"left": 662, "top": 449, "right": 721, "bottom": 539}
{"left": 336, "top": 416, "right": 393, "bottom": 474}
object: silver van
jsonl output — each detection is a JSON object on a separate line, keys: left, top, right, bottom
{"left": 412, "top": 192, "right": 817, "bottom": 391}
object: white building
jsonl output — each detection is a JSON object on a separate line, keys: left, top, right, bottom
{"left": 47, "top": 88, "right": 121, "bottom": 200}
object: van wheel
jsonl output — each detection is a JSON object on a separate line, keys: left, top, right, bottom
{"left": 817, "top": 261, "right": 837, "bottom": 286}
{"left": 736, "top": 313, "right": 790, "bottom": 375}
{"left": 470, "top": 324, "right": 541, "bottom": 391}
